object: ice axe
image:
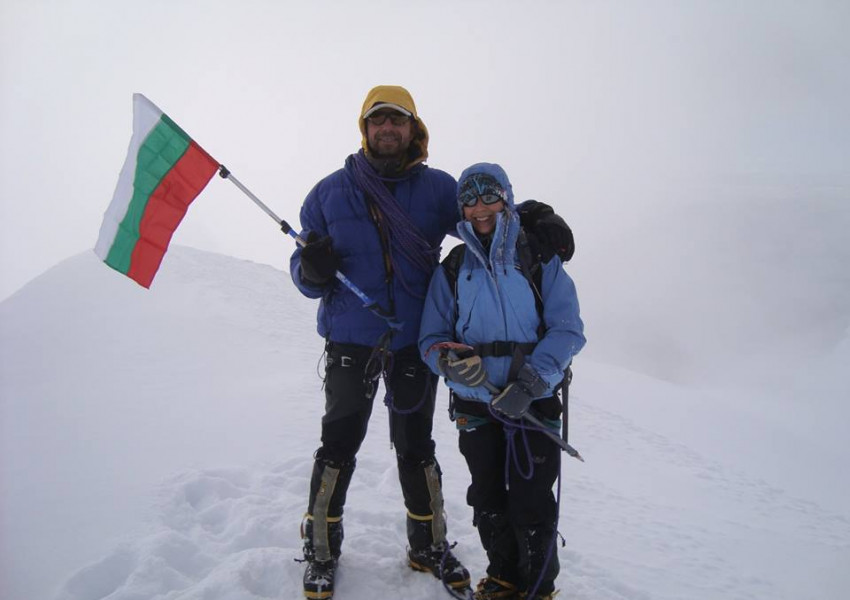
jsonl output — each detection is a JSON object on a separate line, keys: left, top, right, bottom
{"left": 434, "top": 342, "right": 584, "bottom": 462}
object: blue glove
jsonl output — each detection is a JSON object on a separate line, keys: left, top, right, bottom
{"left": 437, "top": 349, "right": 488, "bottom": 387}
{"left": 491, "top": 363, "right": 548, "bottom": 419}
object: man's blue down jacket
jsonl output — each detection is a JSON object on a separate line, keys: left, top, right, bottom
{"left": 290, "top": 154, "right": 458, "bottom": 350}
{"left": 418, "top": 209, "right": 586, "bottom": 403}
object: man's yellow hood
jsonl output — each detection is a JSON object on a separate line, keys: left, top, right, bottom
{"left": 359, "top": 85, "right": 429, "bottom": 168}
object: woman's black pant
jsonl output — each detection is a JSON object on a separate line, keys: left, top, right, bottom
{"left": 456, "top": 396, "right": 562, "bottom": 593}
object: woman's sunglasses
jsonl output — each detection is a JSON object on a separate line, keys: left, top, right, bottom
{"left": 459, "top": 192, "right": 506, "bottom": 207}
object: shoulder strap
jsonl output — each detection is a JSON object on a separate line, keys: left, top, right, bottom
{"left": 441, "top": 244, "right": 466, "bottom": 328}
{"left": 517, "top": 228, "right": 544, "bottom": 320}
{"left": 441, "top": 243, "right": 466, "bottom": 292}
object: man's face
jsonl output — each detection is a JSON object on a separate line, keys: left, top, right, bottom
{"left": 365, "top": 110, "right": 415, "bottom": 160}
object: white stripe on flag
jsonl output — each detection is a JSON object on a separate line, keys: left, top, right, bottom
{"left": 95, "top": 94, "right": 165, "bottom": 260}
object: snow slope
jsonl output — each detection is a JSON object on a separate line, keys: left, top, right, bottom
{"left": 1, "top": 246, "right": 848, "bottom": 600}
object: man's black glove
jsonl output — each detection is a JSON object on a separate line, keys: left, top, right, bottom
{"left": 437, "top": 348, "right": 488, "bottom": 387}
{"left": 299, "top": 231, "right": 339, "bottom": 286}
{"left": 517, "top": 200, "right": 575, "bottom": 263}
{"left": 491, "top": 363, "right": 548, "bottom": 419}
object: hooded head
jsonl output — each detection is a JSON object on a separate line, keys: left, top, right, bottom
{"left": 456, "top": 163, "right": 514, "bottom": 216}
{"left": 359, "top": 85, "right": 430, "bottom": 168}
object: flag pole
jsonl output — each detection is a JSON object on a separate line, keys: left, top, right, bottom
{"left": 217, "top": 165, "right": 402, "bottom": 331}
{"left": 218, "top": 165, "right": 285, "bottom": 227}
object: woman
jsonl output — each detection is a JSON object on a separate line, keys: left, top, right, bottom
{"left": 418, "top": 163, "right": 585, "bottom": 600}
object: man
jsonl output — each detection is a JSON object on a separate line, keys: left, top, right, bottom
{"left": 290, "top": 85, "right": 573, "bottom": 599}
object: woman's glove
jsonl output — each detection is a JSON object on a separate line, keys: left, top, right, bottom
{"left": 491, "top": 363, "right": 548, "bottom": 419}
{"left": 299, "top": 231, "right": 339, "bottom": 286}
{"left": 437, "top": 348, "right": 488, "bottom": 387}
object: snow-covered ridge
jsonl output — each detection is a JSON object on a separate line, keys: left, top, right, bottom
{"left": 2, "top": 246, "right": 848, "bottom": 600}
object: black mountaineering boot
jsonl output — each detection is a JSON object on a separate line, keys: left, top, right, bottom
{"left": 519, "top": 592, "right": 560, "bottom": 600}
{"left": 302, "top": 516, "right": 343, "bottom": 599}
{"left": 516, "top": 525, "right": 559, "bottom": 600}
{"left": 302, "top": 557, "right": 337, "bottom": 600}
{"left": 407, "top": 513, "right": 471, "bottom": 590}
{"left": 302, "top": 456, "right": 353, "bottom": 599}
{"left": 400, "top": 458, "right": 470, "bottom": 590}
{"left": 476, "top": 510, "right": 521, "bottom": 587}
{"left": 473, "top": 576, "right": 520, "bottom": 600}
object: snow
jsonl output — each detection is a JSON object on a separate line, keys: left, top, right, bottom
{"left": 2, "top": 243, "right": 849, "bottom": 600}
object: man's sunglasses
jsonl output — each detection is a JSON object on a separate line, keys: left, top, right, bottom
{"left": 460, "top": 192, "right": 505, "bottom": 207}
{"left": 366, "top": 112, "right": 411, "bottom": 126}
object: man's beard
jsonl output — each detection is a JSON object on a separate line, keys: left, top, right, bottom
{"left": 369, "top": 133, "right": 408, "bottom": 160}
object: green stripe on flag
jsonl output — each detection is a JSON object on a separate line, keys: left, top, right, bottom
{"left": 105, "top": 115, "right": 191, "bottom": 273}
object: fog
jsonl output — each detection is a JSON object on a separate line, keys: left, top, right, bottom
{"left": 2, "top": 0, "right": 848, "bottom": 386}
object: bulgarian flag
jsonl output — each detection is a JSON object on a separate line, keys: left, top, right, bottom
{"left": 95, "top": 94, "right": 220, "bottom": 288}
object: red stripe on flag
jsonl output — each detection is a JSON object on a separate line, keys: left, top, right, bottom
{"left": 127, "top": 141, "right": 219, "bottom": 287}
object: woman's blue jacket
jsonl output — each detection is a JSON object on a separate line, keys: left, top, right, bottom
{"left": 418, "top": 209, "right": 586, "bottom": 402}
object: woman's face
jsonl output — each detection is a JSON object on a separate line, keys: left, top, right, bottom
{"left": 462, "top": 197, "right": 504, "bottom": 236}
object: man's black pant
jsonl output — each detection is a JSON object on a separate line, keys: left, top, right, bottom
{"left": 305, "top": 342, "right": 445, "bottom": 553}
{"left": 318, "top": 342, "right": 437, "bottom": 468}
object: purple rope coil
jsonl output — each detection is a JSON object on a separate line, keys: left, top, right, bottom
{"left": 352, "top": 151, "right": 439, "bottom": 298}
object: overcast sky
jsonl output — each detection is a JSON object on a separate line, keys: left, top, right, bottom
{"left": 2, "top": 1, "right": 849, "bottom": 361}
